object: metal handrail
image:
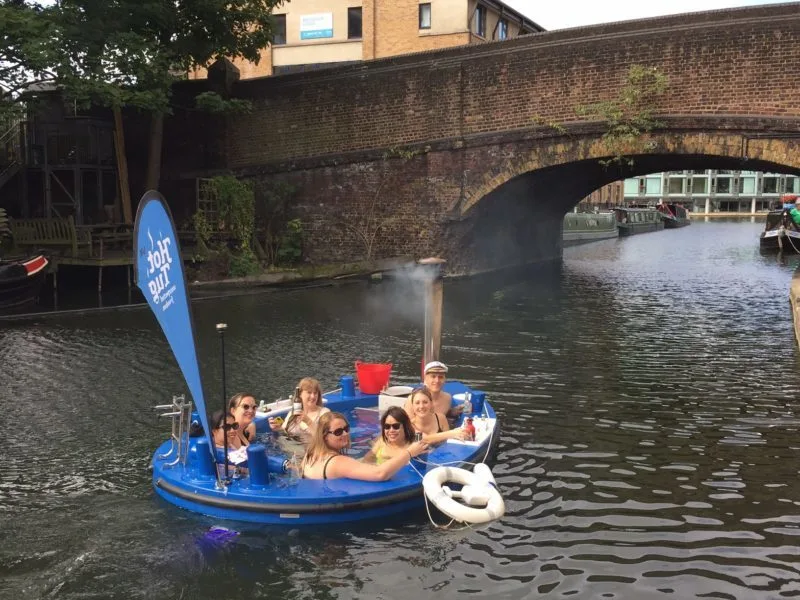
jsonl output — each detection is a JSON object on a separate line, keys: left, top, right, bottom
{"left": 154, "top": 394, "right": 193, "bottom": 467}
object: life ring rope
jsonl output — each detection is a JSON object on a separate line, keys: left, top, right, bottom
{"left": 420, "top": 464, "right": 505, "bottom": 526}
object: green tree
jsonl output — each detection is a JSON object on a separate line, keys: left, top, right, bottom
{"left": 2, "top": 0, "right": 284, "bottom": 186}
{"left": 0, "top": 1, "right": 58, "bottom": 122}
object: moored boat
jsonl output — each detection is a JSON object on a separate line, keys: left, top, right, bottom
{"left": 612, "top": 207, "right": 664, "bottom": 236}
{"left": 563, "top": 212, "right": 619, "bottom": 246}
{"left": 657, "top": 203, "right": 691, "bottom": 228}
{"left": 759, "top": 206, "right": 800, "bottom": 253}
{"left": 0, "top": 254, "right": 49, "bottom": 312}
{"left": 136, "top": 191, "right": 502, "bottom": 526}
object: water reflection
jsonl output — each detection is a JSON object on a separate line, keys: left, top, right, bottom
{"left": 3, "top": 220, "right": 800, "bottom": 598}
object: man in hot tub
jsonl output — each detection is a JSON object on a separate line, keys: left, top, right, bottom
{"left": 405, "top": 361, "right": 463, "bottom": 421}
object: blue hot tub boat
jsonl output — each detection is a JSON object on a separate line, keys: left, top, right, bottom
{"left": 136, "top": 191, "right": 501, "bottom": 526}
{"left": 151, "top": 384, "right": 498, "bottom": 525}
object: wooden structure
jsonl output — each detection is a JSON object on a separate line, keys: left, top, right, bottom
{"left": 0, "top": 89, "right": 121, "bottom": 226}
{"left": 7, "top": 214, "right": 133, "bottom": 292}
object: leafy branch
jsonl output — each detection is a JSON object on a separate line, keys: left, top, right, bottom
{"left": 576, "top": 65, "right": 668, "bottom": 167}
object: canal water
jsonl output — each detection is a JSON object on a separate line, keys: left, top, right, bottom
{"left": 2, "top": 219, "right": 800, "bottom": 599}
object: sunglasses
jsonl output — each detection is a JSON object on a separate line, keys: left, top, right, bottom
{"left": 326, "top": 425, "right": 350, "bottom": 437}
{"left": 222, "top": 422, "right": 239, "bottom": 430}
{"left": 239, "top": 404, "right": 256, "bottom": 411}
{"left": 383, "top": 422, "right": 402, "bottom": 431}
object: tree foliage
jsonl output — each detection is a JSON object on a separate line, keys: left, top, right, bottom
{"left": 43, "top": 0, "right": 285, "bottom": 112}
{"left": 576, "top": 65, "right": 669, "bottom": 167}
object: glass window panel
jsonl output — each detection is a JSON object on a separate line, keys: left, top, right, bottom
{"left": 497, "top": 19, "right": 508, "bottom": 40}
{"left": 473, "top": 6, "right": 486, "bottom": 37}
{"left": 348, "top": 7, "right": 363, "bottom": 39}
{"left": 624, "top": 179, "right": 639, "bottom": 195}
{"left": 645, "top": 178, "right": 661, "bottom": 195}
{"left": 692, "top": 178, "right": 707, "bottom": 194}
{"left": 763, "top": 177, "right": 778, "bottom": 194}
{"left": 716, "top": 178, "right": 731, "bottom": 194}
{"left": 668, "top": 178, "right": 684, "bottom": 194}
{"left": 418, "top": 4, "right": 431, "bottom": 29}
{"left": 273, "top": 14, "right": 286, "bottom": 45}
{"left": 741, "top": 177, "right": 755, "bottom": 194}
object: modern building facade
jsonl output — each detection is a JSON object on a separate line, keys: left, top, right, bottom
{"left": 193, "top": 0, "right": 544, "bottom": 79}
{"left": 586, "top": 170, "right": 800, "bottom": 213}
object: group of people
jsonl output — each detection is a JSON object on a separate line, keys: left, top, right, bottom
{"left": 208, "top": 361, "right": 466, "bottom": 482}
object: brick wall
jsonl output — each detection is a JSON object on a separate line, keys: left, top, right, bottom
{"left": 225, "top": 4, "right": 800, "bottom": 167}
{"left": 161, "top": 4, "right": 800, "bottom": 273}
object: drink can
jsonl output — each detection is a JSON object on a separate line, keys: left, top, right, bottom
{"left": 414, "top": 432, "right": 423, "bottom": 442}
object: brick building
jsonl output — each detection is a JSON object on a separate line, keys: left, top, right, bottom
{"left": 193, "top": 0, "right": 544, "bottom": 79}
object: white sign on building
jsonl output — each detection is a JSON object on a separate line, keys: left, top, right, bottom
{"left": 300, "top": 13, "right": 334, "bottom": 40}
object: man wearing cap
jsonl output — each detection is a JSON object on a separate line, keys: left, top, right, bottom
{"left": 405, "top": 361, "right": 462, "bottom": 420}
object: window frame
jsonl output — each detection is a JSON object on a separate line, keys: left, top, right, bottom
{"left": 496, "top": 19, "right": 508, "bottom": 40}
{"left": 347, "top": 7, "right": 363, "bottom": 40}
{"left": 419, "top": 3, "right": 431, "bottom": 30}
{"left": 272, "top": 14, "right": 286, "bottom": 45}
{"left": 473, "top": 5, "right": 486, "bottom": 38}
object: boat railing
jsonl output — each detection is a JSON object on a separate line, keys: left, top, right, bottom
{"left": 153, "top": 394, "right": 193, "bottom": 467}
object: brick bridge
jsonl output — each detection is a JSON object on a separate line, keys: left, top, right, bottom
{"left": 164, "top": 3, "right": 800, "bottom": 275}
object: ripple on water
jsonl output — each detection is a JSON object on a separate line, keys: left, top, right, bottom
{"left": 3, "top": 222, "right": 800, "bottom": 598}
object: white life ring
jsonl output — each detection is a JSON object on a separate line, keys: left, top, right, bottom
{"left": 422, "top": 464, "right": 505, "bottom": 524}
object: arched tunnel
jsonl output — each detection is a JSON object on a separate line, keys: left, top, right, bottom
{"left": 452, "top": 155, "right": 800, "bottom": 273}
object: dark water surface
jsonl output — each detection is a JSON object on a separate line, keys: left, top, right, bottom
{"left": 3, "top": 220, "right": 800, "bottom": 600}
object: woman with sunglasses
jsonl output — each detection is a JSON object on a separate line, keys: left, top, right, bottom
{"left": 269, "top": 377, "right": 330, "bottom": 437}
{"left": 228, "top": 392, "right": 258, "bottom": 446}
{"left": 211, "top": 410, "right": 245, "bottom": 449}
{"left": 363, "top": 406, "right": 416, "bottom": 464}
{"left": 408, "top": 386, "right": 466, "bottom": 445}
{"left": 301, "top": 412, "right": 428, "bottom": 480}
{"left": 211, "top": 410, "right": 247, "bottom": 477}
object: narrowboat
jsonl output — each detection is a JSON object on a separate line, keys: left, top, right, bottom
{"left": 760, "top": 209, "right": 800, "bottom": 253}
{"left": 562, "top": 212, "right": 619, "bottom": 246}
{"left": 657, "top": 203, "right": 691, "bottom": 228}
{"left": 0, "top": 254, "right": 49, "bottom": 312}
{"left": 612, "top": 207, "right": 664, "bottom": 236}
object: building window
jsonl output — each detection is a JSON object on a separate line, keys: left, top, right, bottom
{"left": 348, "top": 7, "right": 362, "bottom": 39}
{"left": 496, "top": 19, "right": 508, "bottom": 40}
{"left": 273, "top": 14, "right": 286, "bottom": 45}
{"left": 419, "top": 3, "right": 431, "bottom": 29}
{"left": 717, "top": 177, "right": 731, "bottom": 194}
{"left": 667, "top": 177, "right": 684, "bottom": 194}
{"left": 762, "top": 176, "right": 778, "bottom": 194}
{"left": 691, "top": 178, "right": 707, "bottom": 194}
{"left": 473, "top": 5, "right": 486, "bottom": 37}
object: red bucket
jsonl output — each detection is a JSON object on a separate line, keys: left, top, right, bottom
{"left": 355, "top": 361, "right": 392, "bottom": 394}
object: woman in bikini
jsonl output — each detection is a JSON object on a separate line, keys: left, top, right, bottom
{"left": 362, "top": 406, "right": 415, "bottom": 464}
{"left": 408, "top": 386, "right": 466, "bottom": 445}
{"left": 301, "top": 412, "right": 428, "bottom": 481}
{"left": 268, "top": 377, "right": 330, "bottom": 437}
{"left": 228, "top": 392, "right": 257, "bottom": 446}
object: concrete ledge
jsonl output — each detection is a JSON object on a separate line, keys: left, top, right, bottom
{"left": 188, "top": 256, "right": 416, "bottom": 289}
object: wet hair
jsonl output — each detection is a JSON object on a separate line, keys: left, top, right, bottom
{"left": 381, "top": 406, "right": 414, "bottom": 444}
{"left": 228, "top": 392, "right": 256, "bottom": 411}
{"left": 301, "top": 411, "right": 350, "bottom": 470}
